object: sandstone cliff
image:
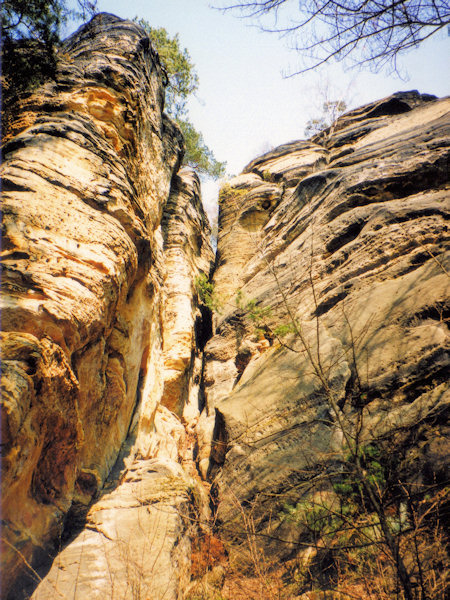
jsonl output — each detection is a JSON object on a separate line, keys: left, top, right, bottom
{"left": 1, "top": 14, "right": 213, "bottom": 599}
{"left": 1, "top": 12, "right": 449, "bottom": 600}
{"left": 202, "top": 90, "right": 449, "bottom": 597}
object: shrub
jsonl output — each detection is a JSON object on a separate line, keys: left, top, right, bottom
{"left": 195, "top": 273, "right": 222, "bottom": 313}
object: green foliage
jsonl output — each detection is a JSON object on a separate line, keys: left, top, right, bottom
{"left": 281, "top": 499, "right": 334, "bottom": 537}
{"left": 1, "top": 0, "right": 64, "bottom": 101}
{"left": 1, "top": 1, "right": 97, "bottom": 136}
{"left": 134, "top": 18, "right": 226, "bottom": 179}
{"left": 1, "top": 1, "right": 97, "bottom": 47}
{"left": 236, "top": 290, "right": 298, "bottom": 340}
{"left": 218, "top": 183, "right": 247, "bottom": 205}
{"left": 195, "top": 273, "right": 222, "bottom": 313}
{"left": 272, "top": 323, "right": 295, "bottom": 337}
{"left": 235, "top": 256, "right": 449, "bottom": 596}
{"left": 2, "top": 36, "right": 56, "bottom": 99}
{"left": 280, "top": 495, "right": 368, "bottom": 556}
{"left": 333, "top": 444, "right": 386, "bottom": 508}
{"left": 279, "top": 446, "right": 390, "bottom": 547}
{"left": 2, "top": 5, "right": 225, "bottom": 178}
{"left": 361, "top": 444, "right": 385, "bottom": 488}
{"left": 246, "top": 299, "right": 272, "bottom": 323}
{"left": 235, "top": 289, "right": 245, "bottom": 309}
{"left": 236, "top": 290, "right": 269, "bottom": 319}
{"left": 133, "top": 18, "right": 198, "bottom": 120}
{"left": 2, "top": 0, "right": 63, "bottom": 44}
{"left": 178, "top": 120, "right": 226, "bottom": 179}
{"left": 235, "top": 290, "right": 276, "bottom": 338}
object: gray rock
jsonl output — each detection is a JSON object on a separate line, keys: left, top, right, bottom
{"left": 204, "top": 92, "right": 450, "bottom": 563}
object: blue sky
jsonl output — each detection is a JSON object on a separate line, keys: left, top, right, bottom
{"left": 65, "top": 1, "right": 450, "bottom": 218}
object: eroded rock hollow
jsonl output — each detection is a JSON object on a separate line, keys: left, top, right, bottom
{"left": 1, "top": 12, "right": 449, "bottom": 600}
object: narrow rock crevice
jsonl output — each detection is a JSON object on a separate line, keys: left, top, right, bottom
{"left": 2, "top": 12, "right": 449, "bottom": 597}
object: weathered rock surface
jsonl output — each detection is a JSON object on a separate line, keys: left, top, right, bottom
{"left": 27, "top": 168, "right": 214, "bottom": 600}
{"left": 203, "top": 92, "right": 450, "bottom": 566}
{"left": 2, "top": 14, "right": 449, "bottom": 597}
{"left": 31, "top": 459, "right": 195, "bottom": 600}
{"left": 161, "top": 170, "right": 214, "bottom": 420}
{"left": 1, "top": 14, "right": 213, "bottom": 599}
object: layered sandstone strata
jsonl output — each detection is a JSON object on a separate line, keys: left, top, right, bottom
{"left": 1, "top": 14, "right": 213, "bottom": 599}
{"left": 2, "top": 12, "right": 449, "bottom": 597}
{"left": 203, "top": 92, "right": 450, "bottom": 565}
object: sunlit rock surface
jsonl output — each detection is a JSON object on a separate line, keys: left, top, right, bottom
{"left": 2, "top": 13, "right": 449, "bottom": 596}
{"left": 161, "top": 169, "right": 214, "bottom": 418}
{"left": 31, "top": 459, "right": 195, "bottom": 600}
{"left": 1, "top": 14, "right": 213, "bottom": 599}
{"left": 203, "top": 91, "right": 450, "bottom": 563}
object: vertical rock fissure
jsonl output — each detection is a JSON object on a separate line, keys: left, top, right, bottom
{"left": 2, "top": 10, "right": 449, "bottom": 597}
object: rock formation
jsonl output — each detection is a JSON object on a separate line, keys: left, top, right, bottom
{"left": 1, "top": 11, "right": 449, "bottom": 599}
{"left": 203, "top": 91, "right": 450, "bottom": 590}
{"left": 1, "top": 14, "right": 213, "bottom": 600}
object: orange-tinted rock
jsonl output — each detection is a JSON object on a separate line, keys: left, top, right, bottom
{"left": 1, "top": 14, "right": 212, "bottom": 599}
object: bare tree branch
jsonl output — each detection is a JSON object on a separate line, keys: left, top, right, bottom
{"left": 215, "top": 0, "right": 450, "bottom": 74}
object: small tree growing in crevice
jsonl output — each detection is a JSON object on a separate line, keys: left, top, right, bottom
{"left": 195, "top": 273, "right": 223, "bottom": 314}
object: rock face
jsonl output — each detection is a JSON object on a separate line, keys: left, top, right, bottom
{"left": 1, "top": 14, "right": 213, "bottom": 599}
{"left": 27, "top": 167, "right": 214, "bottom": 600}
{"left": 2, "top": 13, "right": 449, "bottom": 597}
{"left": 203, "top": 92, "right": 449, "bottom": 571}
